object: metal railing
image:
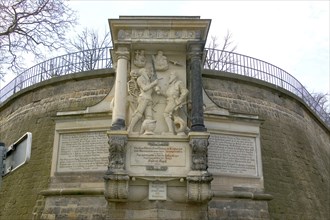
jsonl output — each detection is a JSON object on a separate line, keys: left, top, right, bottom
{"left": 0, "top": 47, "right": 112, "bottom": 102}
{"left": 204, "top": 49, "right": 330, "bottom": 125}
{"left": 0, "top": 47, "right": 329, "bottom": 126}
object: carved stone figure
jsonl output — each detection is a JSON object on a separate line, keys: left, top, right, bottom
{"left": 127, "top": 68, "right": 159, "bottom": 133}
{"left": 162, "top": 71, "right": 188, "bottom": 135}
{"left": 127, "top": 69, "right": 140, "bottom": 112}
{"left": 133, "top": 50, "right": 146, "bottom": 67}
{"left": 153, "top": 50, "right": 169, "bottom": 71}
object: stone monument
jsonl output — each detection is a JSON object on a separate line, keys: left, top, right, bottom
{"left": 38, "top": 16, "right": 271, "bottom": 220}
{"left": 104, "top": 16, "right": 213, "bottom": 217}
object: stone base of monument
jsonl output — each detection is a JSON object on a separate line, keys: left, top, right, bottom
{"left": 31, "top": 109, "right": 272, "bottom": 220}
{"left": 101, "top": 131, "right": 214, "bottom": 219}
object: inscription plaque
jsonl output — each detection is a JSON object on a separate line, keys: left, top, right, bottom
{"left": 57, "top": 132, "right": 108, "bottom": 172}
{"left": 208, "top": 134, "right": 258, "bottom": 177}
{"left": 131, "top": 144, "right": 185, "bottom": 167}
{"left": 149, "top": 182, "right": 167, "bottom": 200}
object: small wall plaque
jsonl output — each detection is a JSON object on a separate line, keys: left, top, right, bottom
{"left": 149, "top": 182, "right": 167, "bottom": 200}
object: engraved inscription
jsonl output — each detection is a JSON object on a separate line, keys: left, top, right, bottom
{"left": 125, "top": 29, "right": 201, "bottom": 40}
{"left": 131, "top": 145, "right": 185, "bottom": 167}
{"left": 57, "top": 132, "right": 108, "bottom": 172}
{"left": 149, "top": 182, "right": 167, "bottom": 200}
{"left": 208, "top": 134, "right": 258, "bottom": 176}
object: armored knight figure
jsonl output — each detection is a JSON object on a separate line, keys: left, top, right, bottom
{"left": 127, "top": 68, "right": 159, "bottom": 134}
{"left": 162, "top": 71, "right": 188, "bottom": 134}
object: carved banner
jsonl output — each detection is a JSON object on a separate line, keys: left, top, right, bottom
{"left": 57, "top": 132, "right": 108, "bottom": 172}
{"left": 208, "top": 134, "right": 258, "bottom": 177}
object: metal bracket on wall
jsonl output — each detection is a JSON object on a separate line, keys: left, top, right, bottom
{"left": 0, "top": 142, "right": 6, "bottom": 188}
{"left": 0, "top": 132, "right": 32, "bottom": 190}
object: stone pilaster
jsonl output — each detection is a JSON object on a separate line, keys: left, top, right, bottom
{"left": 111, "top": 46, "right": 130, "bottom": 130}
{"left": 190, "top": 137, "right": 209, "bottom": 171}
{"left": 187, "top": 132, "right": 213, "bottom": 203}
{"left": 104, "top": 132, "right": 129, "bottom": 202}
{"left": 187, "top": 42, "right": 207, "bottom": 132}
{"left": 106, "top": 133, "right": 128, "bottom": 172}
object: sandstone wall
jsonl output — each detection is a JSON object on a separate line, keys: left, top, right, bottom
{"left": 203, "top": 70, "right": 329, "bottom": 219}
{"left": 0, "top": 69, "right": 114, "bottom": 220}
{"left": 0, "top": 68, "right": 329, "bottom": 219}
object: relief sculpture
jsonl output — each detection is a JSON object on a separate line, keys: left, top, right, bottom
{"left": 127, "top": 49, "right": 188, "bottom": 136}
{"left": 127, "top": 69, "right": 140, "bottom": 113}
{"left": 133, "top": 50, "right": 146, "bottom": 67}
{"left": 127, "top": 68, "right": 159, "bottom": 135}
{"left": 153, "top": 50, "right": 169, "bottom": 71}
{"left": 161, "top": 71, "right": 188, "bottom": 135}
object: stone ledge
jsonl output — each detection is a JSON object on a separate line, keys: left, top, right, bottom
{"left": 39, "top": 188, "right": 104, "bottom": 196}
{"left": 213, "top": 191, "right": 273, "bottom": 201}
{"left": 39, "top": 188, "right": 273, "bottom": 201}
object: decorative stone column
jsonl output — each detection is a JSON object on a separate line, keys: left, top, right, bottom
{"left": 187, "top": 42, "right": 207, "bottom": 132}
{"left": 111, "top": 46, "right": 130, "bottom": 130}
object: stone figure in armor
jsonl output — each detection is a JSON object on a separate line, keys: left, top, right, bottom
{"left": 163, "top": 71, "right": 188, "bottom": 135}
{"left": 153, "top": 50, "right": 169, "bottom": 71}
{"left": 127, "top": 68, "right": 159, "bottom": 134}
{"left": 133, "top": 50, "right": 146, "bottom": 67}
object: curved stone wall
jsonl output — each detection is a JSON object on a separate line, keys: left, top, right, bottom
{"left": 203, "top": 70, "right": 329, "bottom": 219}
{"left": 0, "top": 68, "right": 328, "bottom": 219}
{"left": 0, "top": 69, "right": 115, "bottom": 220}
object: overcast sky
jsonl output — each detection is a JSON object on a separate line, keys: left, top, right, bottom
{"left": 69, "top": 0, "right": 329, "bottom": 95}
{"left": 1, "top": 1, "right": 329, "bottom": 96}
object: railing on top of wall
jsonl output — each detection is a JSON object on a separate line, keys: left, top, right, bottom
{"left": 0, "top": 47, "right": 329, "bottom": 126}
{"left": 0, "top": 47, "right": 113, "bottom": 103}
{"left": 204, "top": 49, "right": 329, "bottom": 126}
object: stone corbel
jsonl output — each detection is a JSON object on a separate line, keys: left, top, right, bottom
{"left": 187, "top": 172, "right": 213, "bottom": 203}
{"left": 104, "top": 173, "right": 130, "bottom": 202}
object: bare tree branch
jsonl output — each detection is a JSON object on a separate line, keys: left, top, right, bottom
{"left": 0, "top": 0, "right": 77, "bottom": 78}
{"left": 64, "top": 28, "right": 112, "bottom": 72}
{"left": 205, "top": 30, "right": 238, "bottom": 72}
{"left": 310, "top": 92, "right": 330, "bottom": 114}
